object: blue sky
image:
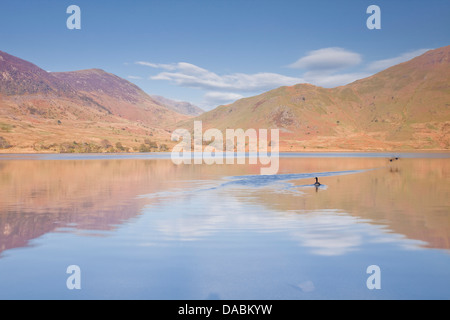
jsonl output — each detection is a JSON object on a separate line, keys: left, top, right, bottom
{"left": 0, "top": 0, "right": 449, "bottom": 110}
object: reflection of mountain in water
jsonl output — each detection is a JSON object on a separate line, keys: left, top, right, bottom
{"left": 0, "top": 155, "right": 448, "bottom": 258}
{"left": 225, "top": 158, "right": 450, "bottom": 250}
{"left": 140, "top": 157, "right": 450, "bottom": 251}
{"left": 0, "top": 157, "right": 261, "bottom": 256}
{"left": 0, "top": 159, "right": 181, "bottom": 255}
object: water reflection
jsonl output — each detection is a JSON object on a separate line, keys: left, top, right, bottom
{"left": 0, "top": 159, "right": 178, "bottom": 254}
{"left": 138, "top": 156, "right": 449, "bottom": 252}
{"left": 257, "top": 157, "right": 450, "bottom": 250}
{"left": 0, "top": 155, "right": 449, "bottom": 258}
{"left": 143, "top": 190, "right": 425, "bottom": 257}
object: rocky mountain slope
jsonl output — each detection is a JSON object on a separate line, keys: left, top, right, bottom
{"left": 193, "top": 46, "right": 450, "bottom": 151}
{"left": 0, "top": 50, "right": 188, "bottom": 153}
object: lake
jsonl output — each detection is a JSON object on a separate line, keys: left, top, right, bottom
{"left": 0, "top": 153, "right": 449, "bottom": 300}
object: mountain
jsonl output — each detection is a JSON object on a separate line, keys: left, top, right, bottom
{"left": 193, "top": 46, "right": 450, "bottom": 151}
{"left": 0, "top": 50, "right": 189, "bottom": 153}
{"left": 0, "top": 50, "right": 74, "bottom": 96}
{"left": 51, "top": 69, "right": 187, "bottom": 126}
{"left": 1, "top": 47, "right": 449, "bottom": 153}
{"left": 151, "top": 95, "right": 204, "bottom": 116}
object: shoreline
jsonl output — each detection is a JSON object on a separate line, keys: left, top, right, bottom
{"left": 1, "top": 150, "right": 449, "bottom": 161}
{"left": 1, "top": 149, "right": 449, "bottom": 155}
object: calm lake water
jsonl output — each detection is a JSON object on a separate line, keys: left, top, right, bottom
{"left": 0, "top": 153, "right": 449, "bottom": 300}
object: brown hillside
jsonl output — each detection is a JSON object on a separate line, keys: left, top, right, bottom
{"left": 192, "top": 46, "right": 450, "bottom": 151}
{"left": 0, "top": 51, "right": 188, "bottom": 153}
{"left": 52, "top": 69, "right": 187, "bottom": 127}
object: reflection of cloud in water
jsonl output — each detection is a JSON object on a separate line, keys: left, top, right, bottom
{"left": 138, "top": 167, "right": 421, "bottom": 256}
{"left": 141, "top": 193, "right": 420, "bottom": 256}
{"left": 289, "top": 211, "right": 364, "bottom": 256}
{"left": 153, "top": 213, "right": 227, "bottom": 242}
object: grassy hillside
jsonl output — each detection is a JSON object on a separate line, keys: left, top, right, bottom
{"left": 190, "top": 46, "right": 450, "bottom": 151}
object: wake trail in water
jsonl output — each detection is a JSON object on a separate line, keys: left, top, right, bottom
{"left": 202, "top": 168, "right": 375, "bottom": 191}
{"left": 139, "top": 168, "right": 377, "bottom": 199}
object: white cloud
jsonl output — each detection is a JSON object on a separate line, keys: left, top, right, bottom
{"left": 148, "top": 62, "right": 304, "bottom": 92}
{"left": 286, "top": 48, "right": 367, "bottom": 88}
{"left": 134, "top": 47, "right": 431, "bottom": 107}
{"left": 136, "top": 61, "right": 177, "bottom": 70}
{"left": 289, "top": 47, "right": 362, "bottom": 71}
{"left": 141, "top": 61, "right": 303, "bottom": 107}
{"left": 127, "top": 75, "right": 143, "bottom": 80}
{"left": 367, "top": 48, "right": 430, "bottom": 72}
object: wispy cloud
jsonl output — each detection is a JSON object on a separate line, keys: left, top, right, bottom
{"left": 289, "top": 47, "right": 362, "bottom": 72}
{"left": 366, "top": 48, "right": 430, "bottom": 72}
{"left": 127, "top": 75, "right": 143, "bottom": 80}
{"left": 288, "top": 47, "right": 429, "bottom": 88}
{"left": 137, "top": 61, "right": 304, "bottom": 107}
{"left": 145, "top": 62, "right": 304, "bottom": 92}
{"left": 134, "top": 47, "right": 431, "bottom": 108}
{"left": 136, "top": 61, "right": 177, "bottom": 70}
{"left": 288, "top": 47, "right": 366, "bottom": 88}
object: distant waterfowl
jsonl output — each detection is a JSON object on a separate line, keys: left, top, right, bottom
{"left": 314, "top": 177, "right": 321, "bottom": 186}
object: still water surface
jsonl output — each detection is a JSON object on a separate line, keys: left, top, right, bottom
{"left": 0, "top": 153, "right": 449, "bottom": 299}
